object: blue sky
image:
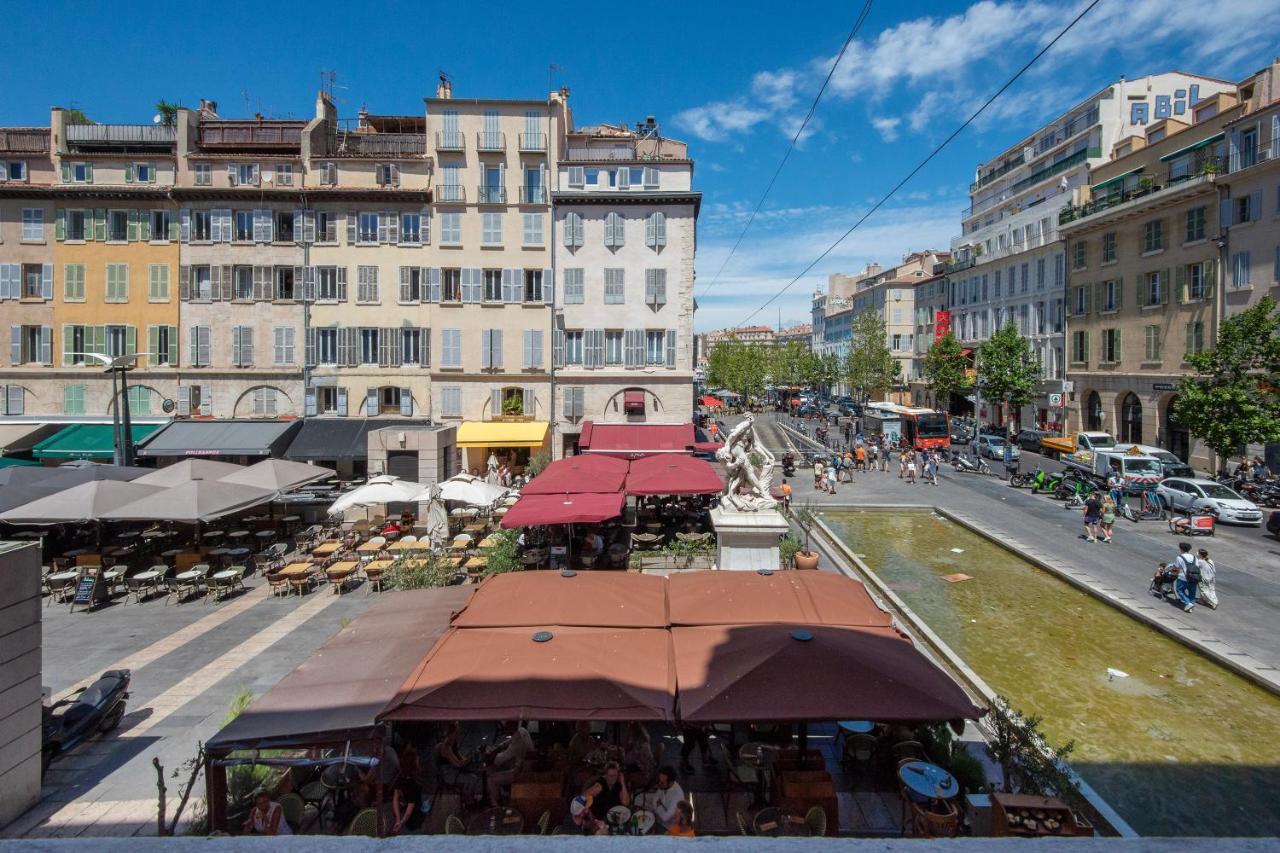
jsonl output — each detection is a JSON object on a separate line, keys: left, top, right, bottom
{"left": 4, "top": 0, "right": 1279, "bottom": 331}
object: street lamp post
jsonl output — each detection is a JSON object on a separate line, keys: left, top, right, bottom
{"left": 70, "top": 352, "right": 142, "bottom": 466}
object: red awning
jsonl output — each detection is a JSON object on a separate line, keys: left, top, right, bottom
{"left": 624, "top": 391, "right": 646, "bottom": 408}
{"left": 626, "top": 455, "right": 724, "bottom": 496}
{"left": 699, "top": 395, "right": 723, "bottom": 408}
{"left": 521, "top": 455, "right": 629, "bottom": 495}
{"left": 578, "top": 421, "right": 696, "bottom": 458}
{"left": 499, "top": 492, "right": 625, "bottom": 528}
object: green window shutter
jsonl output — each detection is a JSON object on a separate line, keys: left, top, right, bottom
{"left": 1136, "top": 275, "right": 1146, "bottom": 308}
{"left": 60, "top": 163, "right": 70, "bottom": 182}
{"left": 125, "top": 164, "right": 134, "bottom": 183}
{"left": 93, "top": 208, "right": 106, "bottom": 241}
{"left": 55, "top": 209, "right": 65, "bottom": 241}
{"left": 1174, "top": 265, "right": 1186, "bottom": 303}
{"left": 147, "top": 325, "right": 158, "bottom": 364}
{"left": 127, "top": 209, "right": 140, "bottom": 241}
{"left": 1185, "top": 322, "right": 1194, "bottom": 356}
{"left": 140, "top": 211, "right": 151, "bottom": 241}
{"left": 1204, "top": 259, "right": 1217, "bottom": 298}
{"left": 1114, "top": 276, "right": 1123, "bottom": 310}
{"left": 169, "top": 214, "right": 179, "bottom": 241}
{"left": 1115, "top": 328, "right": 1121, "bottom": 361}
{"left": 125, "top": 326, "right": 137, "bottom": 355}
{"left": 61, "top": 324, "right": 72, "bottom": 365}
{"left": 168, "top": 325, "right": 179, "bottom": 366}
{"left": 1083, "top": 331, "right": 1090, "bottom": 366}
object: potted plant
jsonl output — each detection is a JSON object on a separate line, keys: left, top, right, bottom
{"left": 791, "top": 502, "right": 820, "bottom": 570}
{"left": 779, "top": 532, "right": 802, "bottom": 568}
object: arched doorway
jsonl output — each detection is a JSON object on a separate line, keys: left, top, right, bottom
{"left": 1120, "top": 393, "right": 1142, "bottom": 443}
{"left": 1164, "top": 395, "right": 1190, "bottom": 461}
{"left": 1084, "top": 391, "right": 1103, "bottom": 431}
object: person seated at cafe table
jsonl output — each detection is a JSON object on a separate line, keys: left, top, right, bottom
{"left": 486, "top": 721, "right": 534, "bottom": 805}
{"left": 666, "top": 801, "right": 695, "bottom": 838}
{"left": 434, "top": 722, "right": 481, "bottom": 800}
{"left": 623, "top": 723, "right": 656, "bottom": 788}
{"left": 636, "top": 766, "right": 685, "bottom": 828}
{"left": 567, "top": 721, "right": 598, "bottom": 766}
{"left": 590, "top": 761, "right": 631, "bottom": 820}
{"left": 242, "top": 790, "right": 291, "bottom": 835}
{"left": 570, "top": 777, "right": 609, "bottom": 835}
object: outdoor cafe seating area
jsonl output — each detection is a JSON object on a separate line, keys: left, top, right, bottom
{"left": 204, "top": 570, "right": 988, "bottom": 838}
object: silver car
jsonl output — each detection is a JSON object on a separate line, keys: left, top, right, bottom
{"left": 975, "top": 435, "right": 1020, "bottom": 461}
{"left": 1156, "top": 478, "right": 1263, "bottom": 525}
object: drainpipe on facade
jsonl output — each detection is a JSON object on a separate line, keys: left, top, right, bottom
{"left": 547, "top": 103, "right": 558, "bottom": 458}
{"left": 1212, "top": 179, "right": 1230, "bottom": 474}
{"left": 298, "top": 191, "right": 311, "bottom": 402}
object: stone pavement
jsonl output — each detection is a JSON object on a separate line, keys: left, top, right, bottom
{"left": 7, "top": 576, "right": 380, "bottom": 838}
{"left": 751, "top": 411, "right": 1280, "bottom": 680}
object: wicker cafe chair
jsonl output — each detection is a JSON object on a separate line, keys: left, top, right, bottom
{"left": 911, "top": 799, "right": 959, "bottom": 838}
{"left": 805, "top": 805, "right": 827, "bottom": 837}
{"left": 445, "top": 814, "right": 467, "bottom": 835}
{"left": 736, "top": 811, "right": 751, "bottom": 835}
{"left": 537, "top": 810, "right": 552, "bottom": 835}
{"left": 709, "top": 739, "right": 757, "bottom": 817}
{"left": 278, "top": 793, "right": 304, "bottom": 832}
{"left": 346, "top": 807, "right": 378, "bottom": 837}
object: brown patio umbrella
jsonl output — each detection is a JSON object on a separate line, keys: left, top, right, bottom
{"left": 218, "top": 458, "right": 334, "bottom": 492}
{"left": 667, "top": 570, "right": 894, "bottom": 627}
{"left": 0, "top": 480, "right": 163, "bottom": 524}
{"left": 673, "top": 623, "right": 984, "bottom": 723}
{"left": 100, "top": 478, "right": 275, "bottom": 523}
{"left": 380, "top": 625, "right": 676, "bottom": 722}
{"left": 451, "top": 571, "right": 669, "bottom": 629}
{"left": 132, "top": 458, "right": 246, "bottom": 487}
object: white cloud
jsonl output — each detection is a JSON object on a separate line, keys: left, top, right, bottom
{"left": 870, "top": 116, "right": 900, "bottom": 142}
{"left": 673, "top": 99, "right": 770, "bottom": 142}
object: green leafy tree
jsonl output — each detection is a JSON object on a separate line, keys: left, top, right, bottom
{"left": 922, "top": 332, "right": 972, "bottom": 411}
{"left": 976, "top": 323, "right": 1039, "bottom": 430}
{"left": 768, "top": 341, "right": 809, "bottom": 389}
{"left": 706, "top": 338, "right": 766, "bottom": 401}
{"left": 844, "top": 311, "right": 897, "bottom": 403}
{"left": 62, "top": 108, "right": 93, "bottom": 125}
{"left": 1172, "top": 296, "right": 1280, "bottom": 466}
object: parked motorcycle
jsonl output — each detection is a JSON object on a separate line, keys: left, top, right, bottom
{"left": 1053, "top": 474, "right": 1097, "bottom": 502}
{"left": 1009, "top": 467, "right": 1044, "bottom": 489}
{"left": 42, "top": 669, "right": 131, "bottom": 774}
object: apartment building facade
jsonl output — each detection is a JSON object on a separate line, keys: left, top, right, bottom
{"left": 551, "top": 122, "right": 698, "bottom": 457}
{"left": 949, "top": 72, "right": 1234, "bottom": 429}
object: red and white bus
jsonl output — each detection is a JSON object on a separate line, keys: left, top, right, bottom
{"left": 865, "top": 403, "right": 951, "bottom": 452}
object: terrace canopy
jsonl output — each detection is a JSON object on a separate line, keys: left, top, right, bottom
{"left": 380, "top": 625, "right": 676, "bottom": 722}
{"left": 135, "top": 418, "right": 301, "bottom": 459}
{"left": 101, "top": 479, "right": 275, "bottom": 523}
{"left": 577, "top": 422, "right": 696, "bottom": 458}
{"left": 667, "top": 570, "right": 894, "bottom": 627}
{"left": 499, "top": 492, "right": 624, "bottom": 528}
{"left": 699, "top": 396, "right": 723, "bottom": 408}
{"left": 32, "top": 423, "right": 162, "bottom": 460}
{"left": 0, "top": 480, "right": 162, "bottom": 524}
{"left": 672, "top": 623, "right": 985, "bottom": 723}
{"left": 520, "top": 455, "right": 629, "bottom": 495}
{"left": 219, "top": 459, "right": 333, "bottom": 492}
{"left": 432, "top": 473, "right": 510, "bottom": 506}
{"left": 133, "top": 459, "right": 245, "bottom": 487}
{"left": 451, "top": 571, "right": 668, "bottom": 629}
{"left": 625, "top": 454, "right": 723, "bottom": 496}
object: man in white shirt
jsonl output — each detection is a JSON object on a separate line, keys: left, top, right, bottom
{"left": 486, "top": 722, "right": 534, "bottom": 805}
{"left": 638, "top": 766, "right": 685, "bottom": 827}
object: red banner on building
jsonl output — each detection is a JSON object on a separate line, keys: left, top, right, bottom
{"left": 935, "top": 310, "right": 951, "bottom": 338}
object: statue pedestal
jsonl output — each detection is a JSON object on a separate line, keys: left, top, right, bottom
{"left": 710, "top": 505, "right": 791, "bottom": 571}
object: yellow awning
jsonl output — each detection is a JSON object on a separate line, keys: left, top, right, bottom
{"left": 456, "top": 421, "right": 550, "bottom": 449}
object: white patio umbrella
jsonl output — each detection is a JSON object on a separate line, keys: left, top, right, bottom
{"left": 422, "top": 483, "right": 450, "bottom": 544}
{"left": 326, "top": 475, "right": 423, "bottom": 517}
{"left": 219, "top": 459, "right": 334, "bottom": 492}
{"left": 133, "top": 459, "right": 245, "bottom": 487}
{"left": 428, "top": 473, "right": 509, "bottom": 507}
{"left": 0, "top": 480, "right": 163, "bottom": 524}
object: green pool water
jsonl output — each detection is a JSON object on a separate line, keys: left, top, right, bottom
{"left": 824, "top": 509, "right": 1280, "bottom": 838}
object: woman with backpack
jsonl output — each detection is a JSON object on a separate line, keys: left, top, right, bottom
{"left": 1172, "top": 542, "right": 1201, "bottom": 613}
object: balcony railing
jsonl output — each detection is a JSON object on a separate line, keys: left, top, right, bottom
{"left": 0, "top": 129, "right": 50, "bottom": 153}
{"left": 335, "top": 130, "right": 426, "bottom": 157}
{"left": 519, "top": 186, "right": 546, "bottom": 204}
{"left": 971, "top": 153, "right": 1027, "bottom": 192}
{"left": 518, "top": 132, "right": 547, "bottom": 152}
{"left": 478, "top": 185, "right": 507, "bottom": 204}
{"left": 199, "top": 123, "right": 303, "bottom": 148}
{"left": 436, "top": 184, "right": 466, "bottom": 203}
{"left": 1057, "top": 156, "right": 1229, "bottom": 226}
{"left": 565, "top": 145, "right": 636, "bottom": 161}
{"left": 476, "top": 131, "right": 506, "bottom": 151}
{"left": 1008, "top": 147, "right": 1092, "bottom": 194}
{"left": 436, "top": 131, "right": 464, "bottom": 151}
{"left": 66, "top": 124, "right": 176, "bottom": 145}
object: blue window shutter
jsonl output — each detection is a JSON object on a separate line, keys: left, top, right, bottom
{"left": 304, "top": 389, "right": 317, "bottom": 416}
{"left": 41, "top": 264, "right": 53, "bottom": 299}
{"left": 428, "top": 267, "right": 441, "bottom": 302}
{"left": 666, "top": 329, "right": 676, "bottom": 368}
{"left": 177, "top": 385, "right": 190, "bottom": 416}
{"left": 481, "top": 329, "right": 492, "bottom": 369}
{"left": 366, "top": 387, "right": 378, "bottom": 416}
{"left": 336, "top": 387, "right": 348, "bottom": 417}
{"left": 543, "top": 268, "right": 553, "bottom": 303}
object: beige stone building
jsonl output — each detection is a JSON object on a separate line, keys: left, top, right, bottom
{"left": 847, "top": 250, "right": 950, "bottom": 390}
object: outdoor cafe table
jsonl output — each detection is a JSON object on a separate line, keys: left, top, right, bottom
{"left": 753, "top": 807, "right": 811, "bottom": 837}
{"left": 115, "top": 530, "right": 141, "bottom": 540}
{"left": 62, "top": 548, "right": 91, "bottom": 558}
{"left": 898, "top": 760, "right": 959, "bottom": 802}
{"left": 466, "top": 806, "right": 524, "bottom": 835}
{"left": 364, "top": 559, "right": 394, "bottom": 573}
{"left": 477, "top": 536, "right": 498, "bottom": 549}
{"left": 465, "top": 555, "right": 488, "bottom": 572}
{"left": 839, "top": 720, "right": 875, "bottom": 734}
{"left": 388, "top": 540, "right": 430, "bottom": 552}
{"left": 325, "top": 560, "right": 360, "bottom": 593}
{"left": 203, "top": 530, "right": 225, "bottom": 540}
{"left": 279, "top": 562, "right": 315, "bottom": 578}
{"left": 228, "top": 530, "right": 251, "bottom": 540}
{"left": 312, "top": 541, "right": 343, "bottom": 559}
{"left": 355, "top": 540, "right": 384, "bottom": 554}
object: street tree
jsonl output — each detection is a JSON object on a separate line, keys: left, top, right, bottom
{"left": 922, "top": 332, "right": 971, "bottom": 411}
{"left": 705, "top": 339, "right": 767, "bottom": 402}
{"left": 768, "top": 341, "right": 810, "bottom": 389}
{"left": 976, "top": 323, "right": 1039, "bottom": 431}
{"left": 844, "top": 312, "right": 897, "bottom": 403}
{"left": 1172, "top": 295, "right": 1280, "bottom": 467}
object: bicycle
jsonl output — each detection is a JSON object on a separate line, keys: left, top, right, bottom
{"left": 1119, "top": 488, "right": 1167, "bottom": 522}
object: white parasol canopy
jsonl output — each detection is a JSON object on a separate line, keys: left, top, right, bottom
{"left": 425, "top": 473, "right": 510, "bottom": 507}
{"left": 326, "top": 475, "right": 423, "bottom": 516}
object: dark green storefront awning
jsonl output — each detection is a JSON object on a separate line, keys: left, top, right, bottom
{"left": 0, "top": 457, "right": 39, "bottom": 468}
{"left": 1159, "top": 132, "right": 1224, "bottom": 162}
{"left": 33, "top": 423, "right": 163, "bottom": 460}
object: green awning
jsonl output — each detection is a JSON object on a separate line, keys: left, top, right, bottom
{"left": 1159, "top": 132, "right": 1224, "bottom": 162}
{"left": 0, "top": 457, "right": 39, "bottom": 468}
{"left": 33, "top": 423, "right": 163, "bottom": 460}
{"left": 1090, "top": 167, "right": 1143, "bottom": 194}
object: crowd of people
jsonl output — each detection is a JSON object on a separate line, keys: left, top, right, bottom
{"left": 798, "top": 434, "right": 942, "bottom": 495}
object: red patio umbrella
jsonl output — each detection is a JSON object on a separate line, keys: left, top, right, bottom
{"left": 625, "top": 454, "right": 724, "bottom": 496}
{"left": 520, "top": 455, "right": 629, "bottom": 495}
{"left": 700, "top": 395, "right": 723, "bottom": 408}
{"left": 499, "top": 492, "right": 624, "bottom": 528}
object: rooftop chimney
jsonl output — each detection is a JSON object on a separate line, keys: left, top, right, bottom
{"left": 436, "top": 75, "right": 452, "bottom": 99}
{"left": 198, "top": 99, "right": 219, "bottom": 118}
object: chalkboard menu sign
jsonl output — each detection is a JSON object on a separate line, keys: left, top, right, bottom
{"left": 70, "top": 569, "right": 107, "bottom": 612}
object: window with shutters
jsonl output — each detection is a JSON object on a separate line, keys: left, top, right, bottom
{"left": 1236, "top": 194, "right": 1257, "bottom": 224}
{"left": 563, "top": 212, "right": 584, "bottom": 248}
{"left": 359, "top": 328, "right": 380, "bottom": 365}
{"left": 1100, "top": 280, "right": 1119, "bottom": 313}
{"left": 644, "top": 269, "right": 667, "bottom": 308}
{"left": 1071, "top": 285, "right": 1087, "bottom": 315}
{"left": 605, "top": 331, "right": 623, "bottom": 365}
{"left": 193, "top": 163, "right": 211, "bottom": 186}
{"left": 567, "top": 166, "right": 585, "bottom": 189}
{"left": 1100, "top": 328, "right": 1120, "bottom": 363}
{"left": 320, "top": 162, "right": 338, "bottom": 186}
{"left": 105, "top": 263, "right": 129, "bottom": 302}
{"left": 1070, "top": 330, "right": 1088, "bottom": 364}
{"left": 1185, "top": 206, "right": 1206, "bottom": 242}
{"left": 440, "top": 385, "right": 462, "bottom": 418}
{"left": 107, "top": 210, "right": 128, "bottom": 241}
{"left": 482, "top": 213, "right": 503, "bottom": 246}
{"left": 400, "top": 212, "right": 422, "bottom": 244}
{"left": 483, "top": 269, "right": 503, "bottom": 302}
{"left": 564, "top": 330, "right": 584, "bottom": 365}
{"left": 21, "top": 208, "right": 43, "bottom": 241}
{"left": 356, "top": 212, "right": 378, "bottom": 244}
{"left": 268, "top": 210, "right": 293, "bottom": 243}
{"left": 1103, "top": 231, "right": 1120, "bottom": 264}
{"left": 376, "top": 163, "right": 399, "bottom": 187}
{"left": 148, "top": 264, "right": 169, "bottom": 301}
{"left": 441, "top": 268, "right": 461, "bottom": 302}
{"left": 563, "top": 386, "right": 584, "bottom": 420}
{"left": 133, "top": 163, "right": 155, "bottom": 183}
{"left": 63, "top": 325, "right": 87, "bottom": 366}
{"left": 1143, "top": 325, "right": 1161, "bottom": 361}
{"left": 230, "top": 266, "right": 252, "bottom": 300}
{"left": 6, "top": 161, "right": 28, "bottom": 181}
{"left": 1142, "top": 219, "right": 1163, "bottom": 253}
{"left": 645, "top": 331, "right": 666, "bottom": 365}
{"left": 105, "top": 324, "right": 131, "bottom": 358}
{"left": 401, "top": 329, "right": 423, "bottom": 365}
{"left": 191, "top": 210, "right": 212, "bottom": 242}
{"left": 276, "top": 164, "right": 293, "bottom": 186}
{"left": 1144, "top": 271, "right": 1163, "bottom": 305}
{"left": 252, "top": 387, "right": 278, "bottom": 417}
{"left": 273, "top": 327, "right": 295, "bottom": 365}
{"left": 604, "top": 268, "right": 625, "bottom": 304}
{"left": 646, "top": 212, "right": 667, "bottom": 248}
{"left": 65, "top": 209, "right": 86, "bottom": 241}
{"left": 230, "top": 210, "right": 250, "bottom": 242}
{"left": 523, "top": 269, "right": 544, "bottom": 302}
{"left": 315, "top": 328, "right": 338, "bottom": 364}
{"left": 441, "top": 212, "right": 462, "bottom": 245}
{"left": 643, "top": 167, "right": 659, "bottom": 189}
{"left": 441, "top": 328, "right": 462, "bottom": 368}
{"left": 274, "top": 266, "right": 296, "bottom": 301}
{"left": 69, "top": 162, "right": 90, "bottom": 183}
{"left": 1231, "top": 251, "right": 1251, "bottom": 288}
{"left": 316, "top": 211, "right": 338, "bottom": 243}
{"left": 482, "top": 329, "right": 504, "bottom": 370}
{"left": 315, "top": 386, "right": 339, "bottom": 414}
{"left": 126, "top": 385, "right": 152, "bottom": 415}
{"left": 399, "top": 266, "right": 422, "bottom": 302}
{"left": 1186, "top": 263, "right": 1208, "bottom": 300}
{"left": 562, "top": 268, "right": 584, "bottom": 304}
{"left": 191, "top": 265, "right": 212, "bottom": 300}
{"left": 19, "top": 264, "right": 40, "bottom": 299}
{"left": 1186, "top": 320, "right": 1204, "bottom": 356}
{"left": 64, "top": 264, "right": 85, "bottom": 301}
{"left": 63, "top": 384, "right": 86, "bottom": 415}
{"left": 522, "top": 213, "right": 543, "bottom": 246}
{"left": 604, "top": 212, "right": 625, "bottom": 247}
{"left": 232, "top": 163, "right": 259, "bottom": 186}
{"left": 232, "top": 326, "right": 255, "bottom": 367}
{"left": 1072, "top": 240, "right": 1087, "bottom": 270}
{"left": 356, "top": 266, "right": 379, "bottom": 303}
{"left": 317, "top": 266, "right": 341, "bottom": 301}
{"left": 148, "top": 210, "right": 170, "bottom": 242}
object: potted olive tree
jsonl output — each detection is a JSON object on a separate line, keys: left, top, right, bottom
{"left": 791, "top": 502, "right": 820, "bottom": 570}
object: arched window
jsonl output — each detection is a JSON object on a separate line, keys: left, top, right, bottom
{"left": 1120, "top": 392, "right": 1143, "bottom": 443}
{"left": 1085, "top": 391, "right": 1103, "bottom": 431}
{"left": 604, "top": 212, "right": 625, "bottom": 248}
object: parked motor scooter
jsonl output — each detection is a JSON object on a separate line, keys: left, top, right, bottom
{"left": 782, "top": 452, "right": 796, "bottom": 478}
{"left": 952, "top": 454, "right": 990, "bottom": 475}
{"left": 42, "top": 669, "right": 131, "bottom": 774}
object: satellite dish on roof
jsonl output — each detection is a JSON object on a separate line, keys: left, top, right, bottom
{"left": 152, "top": 114, "right": 162, "bottom": 124}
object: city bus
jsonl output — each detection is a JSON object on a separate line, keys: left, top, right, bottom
{"left": 864, "top": 403, "right": 951, "bottom": 452}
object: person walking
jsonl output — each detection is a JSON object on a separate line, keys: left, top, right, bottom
{"left": 813, "top": 457, "right": 824, "bottom": 490}
{"left": 855, "top": 444, "right": 866, "bottom": 472}
{"left": 1081, "top": 492, "right": 1103, "bottom": 543}
{"left": 880, "top": 438, "right": 891, "bottom": 472}
{"left": 1099, "top": 494, "right": 1117, "bottom": 543}
{"left": 925, "top": 449, "right": 939, "bottom": 486}
{"left": 1172, "top": 542, "right": 1201, "bottom": 612}
{"left": 905, "top": 450, "right": 918, "bottom": 484}
{"left": 1196, "top": 547, "right": 1218, "bottom": 609}
{"left": 898, "top": 447, "right": 908, "bottom": 479}
{"left": 825, "top": 462, "right": 838, "bottom": 495}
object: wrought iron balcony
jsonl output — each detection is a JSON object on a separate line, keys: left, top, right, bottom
{"left": 519, "top": 186, "right": 546, "bottom": 204}
{"left": 478, "top": 185, "right": 507, "bottom": 204}
{"left": 436, "top": 184, "right": 466, "bottom": 203}
{"left": 476, "top": 131, "right": 506, "bottom": 152}
{"left": 518, "top": 132, "right": 547, "bottom": 152}
{"left": 436, "top": 131, "right": 464, "bottom": 152}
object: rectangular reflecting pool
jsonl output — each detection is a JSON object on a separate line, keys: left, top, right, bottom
{"left": 824, "top": 509, "right": 1280, "bottom": 837}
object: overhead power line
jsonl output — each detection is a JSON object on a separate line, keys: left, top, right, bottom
{"left": 698, "top": 0, "right": 875, "bottom": 299}
{"left": 736, "top": 0, "right": 1105, "bottom": 327}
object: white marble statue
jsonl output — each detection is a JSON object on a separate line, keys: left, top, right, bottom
{"left": 716, "top": 415, "right": 777, "bottom": 512}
